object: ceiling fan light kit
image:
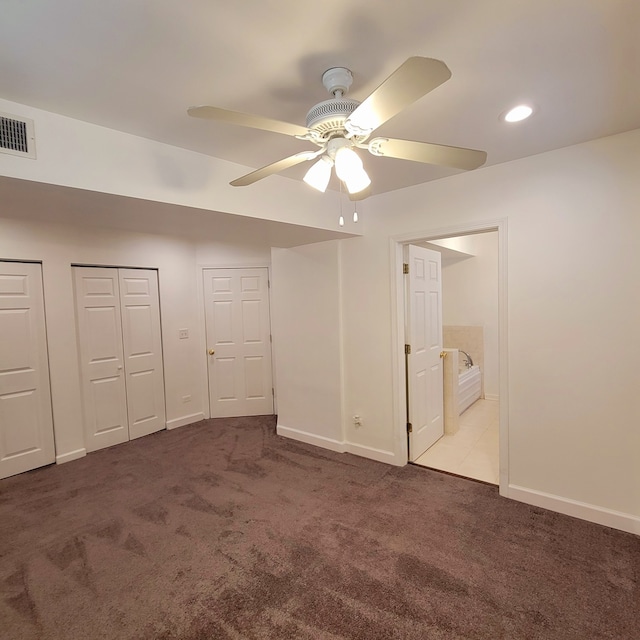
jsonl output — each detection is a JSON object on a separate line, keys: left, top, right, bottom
{"left": 188, "top": 56, "right": 487, "bottom": 198}
{"left": 303, "top": 156, "right": 333, "bottom": 192}
{"left": 333, "top": 146, "right": 371, "bottom": 194}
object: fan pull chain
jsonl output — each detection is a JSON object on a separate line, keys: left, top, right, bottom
{"left": 353, "top": 201, "right": 358, "bottom": 223}
{"left": 339, "top": 182, "right": 345, "bottom": 227}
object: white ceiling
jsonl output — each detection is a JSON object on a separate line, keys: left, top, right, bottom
{"left": 2, "top": 0, "right": 639, "bottom": 197}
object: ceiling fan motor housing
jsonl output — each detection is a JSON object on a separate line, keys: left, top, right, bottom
{"left": 304, "top": 66, "right": 361, "bottom": 139}
{"left": 305, "top": 98, "right": 360, "bottom": 138}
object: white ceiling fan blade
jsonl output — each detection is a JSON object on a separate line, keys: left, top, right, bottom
{"left": 346, "top": 57, "right": 452, "bottom": 136}
{"left": 230, "top": 150, "right": 322, "bottom": 187}
{"left": 188, "top": 105, "right": 312, "bottom": 138}
{"left": 368, "top": 137, "right": 487, "bottom": 170}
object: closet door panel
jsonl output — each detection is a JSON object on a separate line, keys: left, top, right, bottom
{"left": 74, "top": 267, "right": 128, "bottom": 452}
{"left": 119, "top": 269, "right": 166, "bottom": 439}
{"left": 0, "top": 262, "right": 55, "bottom": 479}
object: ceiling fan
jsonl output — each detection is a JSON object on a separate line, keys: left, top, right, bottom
{"left": 188, "top": 57, "right": 487, "bottom": 199}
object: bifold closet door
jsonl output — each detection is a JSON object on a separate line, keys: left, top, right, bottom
{"left": 118, "top": 269, "right": 165, "bottom": 440}
{"left": 75, "top": 267, "right": 166, "bottom": 452}
{"left": 74, "top": 267, "right": 129, "bottom": 452}
{"left": 0, "top": 261, "right": 55, "bottom": 479}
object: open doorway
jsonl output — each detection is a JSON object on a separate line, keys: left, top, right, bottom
{"left": 391, "top": 220, "right": 508, "bottom": 492}
{"left": 410, "top": 231, "right": 499, "bottom": 484}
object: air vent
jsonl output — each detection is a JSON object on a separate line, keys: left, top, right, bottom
{"left": 0, "top": 112, "right": 36, "bottom": 159}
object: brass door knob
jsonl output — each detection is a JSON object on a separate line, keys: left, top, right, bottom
{"left": 208, "top": 349, "right": 215, "bottom": 355}
{"left": 440, "top": 351, "right": 447, "bottom": 358}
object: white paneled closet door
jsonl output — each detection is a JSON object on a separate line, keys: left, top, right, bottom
{"left": 74, "top": 267, "right": 129, "bottom": 452}
{"left": 0, "top": 261, "right": 55, "bottom": 479}
{"left": 74, "top": 267, "right": 165, "bottom": 453}
{"left": 118, "top": 269, "right": 165, "bottom": 440}
{"left": 204, "top": 268, "right": 274, "bottom": 418}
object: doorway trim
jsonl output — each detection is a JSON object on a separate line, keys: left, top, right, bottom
{"left": 389, "top": 218, "right": 509, "bottom": 494}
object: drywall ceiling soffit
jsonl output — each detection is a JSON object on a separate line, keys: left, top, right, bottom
{"left": 0, "top": 177, "right": 357, "bottom": 247}
{"left": 1, "top": 0, "right": 639, "bottom": 197}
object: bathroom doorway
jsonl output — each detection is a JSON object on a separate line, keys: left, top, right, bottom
{"left": 392, "top": 221, "right": 507, "bottom": 490}
{"left": 412, "top": 231, "right": 500, "bottom": 484}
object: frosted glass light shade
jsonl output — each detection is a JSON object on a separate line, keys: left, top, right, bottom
{"left": 343, "top": 166, "right": 371, "bottom": 194}
{"left": 303, "top": 156, "right": 333, "bottom": 192}
{"left": 334, "top": 147, "right": 370, "bottom": 194}
{"left": 334, "top": 146, "right": 362, "bottom": 181}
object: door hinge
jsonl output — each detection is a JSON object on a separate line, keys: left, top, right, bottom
{"left": 270, "top": 334, "right": 272, "bottom": 343}
{"left": 272, "top": 388, "right": 275, "bottom": 398}
{"left": 404, "top": 344, "right": 411, "bottom": 355}
{"left": 403, "top": 263, "right": 409, "bottom": 274}
{"left": 406, "top": 422, "right": 413, "bottom": 433}
{"left": 268, "top": 279, "right": 271, "bottom": 288}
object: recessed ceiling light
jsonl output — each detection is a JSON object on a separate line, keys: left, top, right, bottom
{"left": 503, "top": 104, "right": 534, "bottom": 123}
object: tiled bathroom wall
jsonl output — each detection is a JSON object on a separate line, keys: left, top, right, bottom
{"left": 443, "top": 325, "right": 484, "bottom": 396}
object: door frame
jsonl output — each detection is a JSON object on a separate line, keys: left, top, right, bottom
{"left": 197, "top": 263, "right": 275, "bottom": 420}
{"left": 389, "top": 218, "right": 509, "bottom": 494}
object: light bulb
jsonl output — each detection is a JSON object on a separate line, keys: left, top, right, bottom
{"left": 504, "top": 104, "right": 533, "bottom": 123}
{"left": 353, "top": 210, "right": 358, "bottom": 223}
{"left": 303, "top": 156, "right": 333, "bottom": 192}
{"left": 334, "top": 147, "right": 363, "bottom": 181}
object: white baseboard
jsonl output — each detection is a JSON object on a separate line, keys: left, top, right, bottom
{"left": 507, "top": 484, "right": 640, "bottom": 536}
{"left": 484, "top": 393, "right": 500, "bottom": 402}
{"left": 166, "top": 412, "right": 205, "bottom": 431}
{"left": 276, "top": 424, "right": 346, "bottom": 453}
{"left": 276, "top": 424, "right": 399, "bottom": 466}
{"left": 56, "top": 448, "right": 86, "bottom": 465}
{"left": 346, "top": 442, "right": 399, "bottom": 465}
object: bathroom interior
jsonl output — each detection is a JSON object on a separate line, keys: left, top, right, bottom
{"left": 413, "top": 230, "right": 499, "bottom": 485}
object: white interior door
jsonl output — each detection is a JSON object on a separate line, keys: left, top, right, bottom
{"left": 75, "top": 267, "right": 166, "bottom": 451}
{"left": 0, "top": 261, "right": 55, "bottom": 479}
{"left": 74, "top": 267, "right": 129, "bottom": 452}
{"left": 119, "top": 269, "right": 166, "bottom": 439}
{"left": 204, "top": 268, "right": 274, "bottom": 418}
{"left": 406, "top": 245, "right": 444, "bottom": 461}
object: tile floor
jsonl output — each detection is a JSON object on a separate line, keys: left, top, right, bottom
{"left": 414, "top": 399, "right": 499, "bottom": 484}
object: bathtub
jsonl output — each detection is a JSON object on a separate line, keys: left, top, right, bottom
{"left": 458, "top": 365, "right": 482, "bottom": 414}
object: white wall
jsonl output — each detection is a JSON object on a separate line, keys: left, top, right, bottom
{"left": 440, "top": 232, "right": 499, "bottom": 398}
{"left": 270, "top": 238, "right": 400, "bottom": 465}
{"left": 271, "top": 241, "right": 345, "bottom": 449}
{"left": 337, "top": 128, "right": 640, "bottom": 531}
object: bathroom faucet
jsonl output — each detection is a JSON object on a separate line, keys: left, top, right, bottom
{"left": 459, "top": 350, "right": 473, "bottom": 368}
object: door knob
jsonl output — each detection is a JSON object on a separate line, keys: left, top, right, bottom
{"left": 208, "top": 349, "right": 215, "bottom": 355}
{"left": 440, "top": 351, "right": 447, "bottom": 359}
